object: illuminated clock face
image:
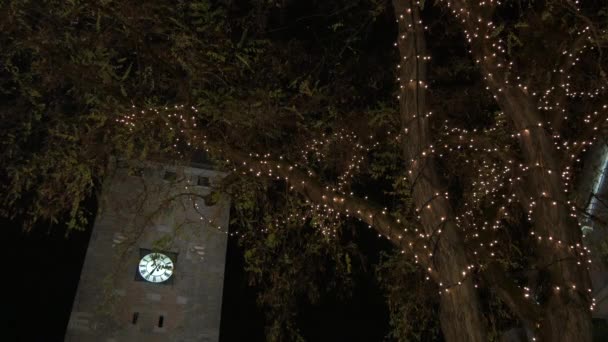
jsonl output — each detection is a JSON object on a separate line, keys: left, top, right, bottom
{"left": 138, "top": 253, "right": 174, "bottom": 283}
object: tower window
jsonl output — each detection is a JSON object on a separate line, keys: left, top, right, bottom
{"left": 197, "top": 176, "right": 210, "bottom": 187}
{"left": 163, "top": 171, "right": 177, "bottom": 181}
{"left": 158, "top": 315, "right": 164, "bottom": 328}
{"left": 128, "top": 167, "right": 145, "bottom": 177}
{"left": 131, "top": 312, "right": 139, "bottom": 325}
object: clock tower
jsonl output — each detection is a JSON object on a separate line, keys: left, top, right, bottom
{"left": 65, "top": 161, "right": 230, "bottom": 342}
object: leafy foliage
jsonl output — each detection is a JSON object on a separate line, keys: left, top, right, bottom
{"left": 3, "top": 0, "right": 608, "bottom": 340}
{"left": 376, "top": 251, "right": 440, "bottom": 341}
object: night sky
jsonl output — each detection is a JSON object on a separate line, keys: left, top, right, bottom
{"left": 6, "top": 212, "right": 390, "bottom": 342}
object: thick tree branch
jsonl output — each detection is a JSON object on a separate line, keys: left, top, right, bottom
{"left": 441, "top": 1, "right": 594, "bottom": 340}
{"left": 481, "top": 262, "right": 540, "bottom": 331}
{"left": 219, "top": 146, "right": 439, "bottom": 279}
{"left": 393, "top": 1, "right": 489, "bottom": 340}
{"left": 552, "top": 32, "right": 591, "bottom": 131}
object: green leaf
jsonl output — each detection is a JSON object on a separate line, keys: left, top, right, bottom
{"left": 235, "top": 53, "right": 253, "bottom": 71}
{"left": 121, "top": 63, "right": 133, "bottom": 81}
{"left": 265, "top": 232, "right": 277, "bottom": 248}
{"left": 491, "top": 23, "right": 504, "bottom": 38}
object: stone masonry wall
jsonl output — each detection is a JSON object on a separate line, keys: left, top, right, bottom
{"left": 65, "top": 162, "right": 229, "bottom": 342}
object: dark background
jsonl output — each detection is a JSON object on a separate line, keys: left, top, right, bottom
{"left": 5, "top": 215, "right": 389, "bottom": 342}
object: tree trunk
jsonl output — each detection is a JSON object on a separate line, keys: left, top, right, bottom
{"left": 392, "top": 1, "right": 488, "bottom": 340}
{"left": 496, "top": 88, "right": 593, "bottom": 341}
{"left": 436, "top": 222, "right": 488, "bottom": 342}
{"left": 437, "top": 0, "right": 594, "bottom": 338}
{"left": 439, "top": 277, "right": 488, "bottom": 342}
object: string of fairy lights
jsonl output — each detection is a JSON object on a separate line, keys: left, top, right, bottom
{"left": 396, "top": 0, "right": 481, "bottom": 289}
{"left": 114, "top": 0, "right": 607, "bottom": 337}
{"left": 424, "top": 0, "right": 605, "bottom": 333}
{"left": 116, "top": 106, "right": 596, "bottom": 329}
{"left": 393, "top": 1, "right": 606, "bottom": 338}
{"left": 120, "top": 118, "right": 599, "bottom": 291}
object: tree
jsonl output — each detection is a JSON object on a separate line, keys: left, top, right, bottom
{"left": 2, "top": 0, "right": 607, "bottom": 341}
{"left": 391, "top": 0, "right": 604, "bottom": 340}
